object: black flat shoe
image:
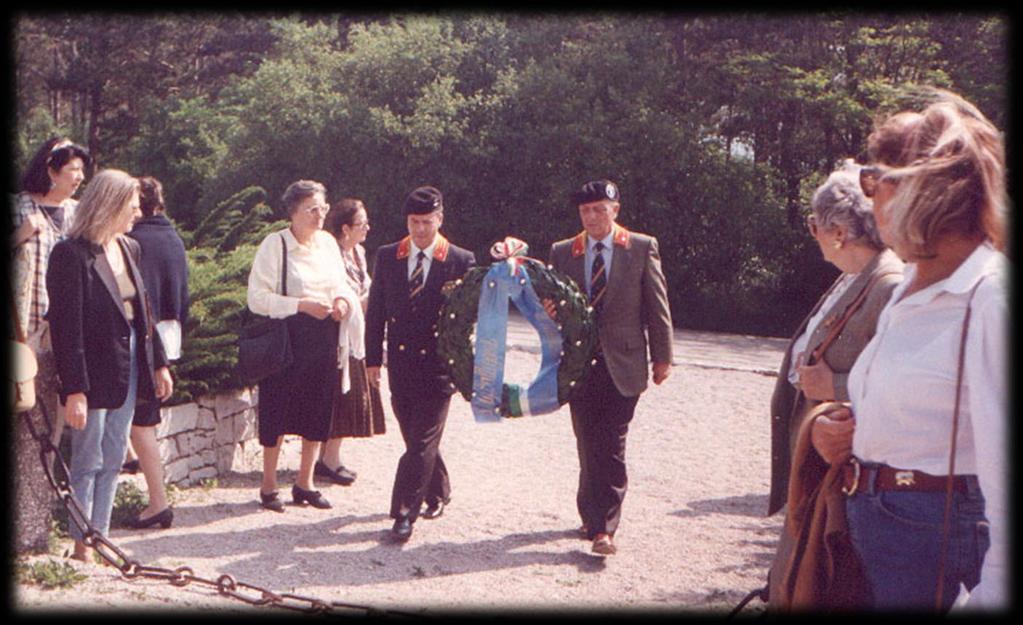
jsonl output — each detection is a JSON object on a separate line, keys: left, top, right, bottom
{"left": 121, "top": 459, "right": 140, "bottom": 475}
{"left": 292, "top": 485, "right": 332, "bottom": 509}
{"left": 391, "top": 516, "right": 413, "bottom": 542}
{"left": 421, "top": 498, "right": 449, "bottom": 520}
{"left": 314, "top": 460, "right": 356, "bottom": 486}
{"left": 260, "top": 490, "right": 285, "bottom": 513}
{"left": 127, "top": 507, "right": 174, "bottom": 529}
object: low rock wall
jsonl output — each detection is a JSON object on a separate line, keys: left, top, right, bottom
{"left": 154, "top": 387, "right": 301, "bottom": 486}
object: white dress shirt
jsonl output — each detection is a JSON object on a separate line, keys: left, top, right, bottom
{"left": 583, "top": 231, "right": 615, "bottom": 297}
{"left": 407, "top": 238, "right": 437, "bottom": 283}
{"left": 847, "top": 241, "right": 1008, "bottom": 609}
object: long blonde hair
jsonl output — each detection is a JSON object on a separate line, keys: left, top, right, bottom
{"left": 68, "top": 169, "right": 140, "bottom": 245}
{"left": 881, "top": 89, "right": 1007, "bottom": 259}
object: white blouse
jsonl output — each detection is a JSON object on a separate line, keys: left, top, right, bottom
{"left": 246, "top": 228, "right": 357, "bottom": 319}
{"left": 847, "top": 242, "right": 1008, "bottom": 609}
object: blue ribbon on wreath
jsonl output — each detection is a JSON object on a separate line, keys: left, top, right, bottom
{"left": 471, "top": 238, "right": 562, "bottom": 422}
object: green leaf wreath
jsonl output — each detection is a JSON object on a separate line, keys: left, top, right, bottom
{"left": 436, "top": 259, "right": 598, "bottom": 415}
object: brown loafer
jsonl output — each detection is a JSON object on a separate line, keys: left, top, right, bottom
{"left": 591, "top": 533, "right": 617, "bottom": 555}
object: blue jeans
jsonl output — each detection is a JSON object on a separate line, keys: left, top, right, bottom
{"left": 845, "top": 463, "right": 990, "bottom": 612}
{"left": 69, "top": 328, "right": 138, "bottom": 541}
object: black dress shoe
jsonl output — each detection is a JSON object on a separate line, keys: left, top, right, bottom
{"left": 260, "top": 490, "right": 285, "bottom": 513}
{"left": 292, "top": 485, "right": 332, "bottom": 509}
{"left": 421, "top": 498, "right": 449, "bottom": 520}
{"left": 127, "top": 507, "right": 174, "bottom": 529}
{"left": 314, "top": 460, "right": 355, "bottom": 486}
{"left": 391, "top": 516, "right": 413, "bottom": 542}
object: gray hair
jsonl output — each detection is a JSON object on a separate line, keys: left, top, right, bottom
{"left": 281, "top": 179, "right": 327, "bottom": 217}
{"left": 811, "top": 159, "right": 884, "bottom": 249}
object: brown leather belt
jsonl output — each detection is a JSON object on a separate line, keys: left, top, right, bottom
{"left": 841, "top": 458, "right": 975, "bottom": 496}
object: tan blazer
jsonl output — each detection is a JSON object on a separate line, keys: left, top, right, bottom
{"left": 767, "top": 248, "right": 904, "bottom": 515}
{"left": 549, "top": 224, "right": 673, "bottom": 397}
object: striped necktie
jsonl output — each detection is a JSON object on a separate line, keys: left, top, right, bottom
{"left": 409, "top": 250, "right": 426, "bottom": 303}
{"left": 590, "top": 241, "right": 607, "bottom": 315}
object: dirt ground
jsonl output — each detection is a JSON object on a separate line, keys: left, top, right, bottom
{"left": 13, "top": 319, "right": 788, "bottom": 616}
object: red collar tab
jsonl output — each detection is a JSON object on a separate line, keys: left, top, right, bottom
{"left": 396, "top": 235, "right": 450, "bottom": 262}
{"left": 570, "top": 225, "right": 631, "bottom": 257}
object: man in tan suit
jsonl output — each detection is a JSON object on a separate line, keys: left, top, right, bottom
{"left": 547, "top": 179, "right": 674, "bottom": 556}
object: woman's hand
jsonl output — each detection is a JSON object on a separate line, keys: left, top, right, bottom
{"left": 298, "top": 299, "right": 332, "bottom": 320}
{"left": 330, "top": 297, "right": 351, "bottom": 321}
{"left": 65, "top": 393, "right": 88, "bottom": 430}
{"left": 810, "top": 405, "right": 855, "bottom": 464}
{"left": 797, "top": 360, "right": 836, "bottom": 401}
{"left": 154, "top": 366, "right": 173, "bottom": 401}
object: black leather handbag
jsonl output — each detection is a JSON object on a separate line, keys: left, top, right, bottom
{"left": 236, "top": 235, "right": 293, "bottom": 384}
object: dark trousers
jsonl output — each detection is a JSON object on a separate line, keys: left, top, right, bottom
{"left": 389, "top": 389, "right": 452, "bottom": 522}
{"left": 569, "top": 357, "right": 640, "bottom": 538}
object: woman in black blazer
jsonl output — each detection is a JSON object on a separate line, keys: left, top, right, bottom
{"left": 45, "top": 169, "right": 173, "bottom": 562}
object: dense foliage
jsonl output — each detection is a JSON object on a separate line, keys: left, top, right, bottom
{"left": 13, "top": 13, "right": 1008, "bottom": 401}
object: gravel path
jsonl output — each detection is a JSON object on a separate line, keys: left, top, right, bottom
{"left": 14, "top": 318, "right": 788, "bottom": 615}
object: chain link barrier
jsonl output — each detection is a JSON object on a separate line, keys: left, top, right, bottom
{"left": 19, "top": 403, "right": 422, "bottom": 618}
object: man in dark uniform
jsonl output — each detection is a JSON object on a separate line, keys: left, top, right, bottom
{"left": 366, "top": 186, "right": 476, "bottom": 542}
{"left": 547, "top": 179, "right": 674, "bottom": 556}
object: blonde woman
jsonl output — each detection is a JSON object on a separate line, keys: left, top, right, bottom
{"left": 815, "top": 90, "right": 1008, "bottom": 611}
{"left": 46, "top": 169, "right": 173, "bottom": 561}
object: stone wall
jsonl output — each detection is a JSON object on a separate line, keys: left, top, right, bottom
{"left": 154, "top": 387, "right": 300, "bottom": 486}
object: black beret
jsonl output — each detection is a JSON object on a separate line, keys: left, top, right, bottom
{"left": 403, "top": 186, "right": 444, "bottom": 216}
{"left": 570, "top": 179, "right": 620, "bottom": 206}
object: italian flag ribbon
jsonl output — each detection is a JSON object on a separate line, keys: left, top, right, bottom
{"left": 471, "top": 237, "right": 562, "bottom": 421}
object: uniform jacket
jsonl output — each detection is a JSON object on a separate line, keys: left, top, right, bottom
{"left": 767, "top": 249, "right": 904, "bottom": 515}
{"left": 45, "top": 235, "right": 169, "bottom": 408}
{"left": 365, "top": 234, "right": 475, "bottom": 395}
{"left": 548, "top": 224, "right": 673, "bottom": 397}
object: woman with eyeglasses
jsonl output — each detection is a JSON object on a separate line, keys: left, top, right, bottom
{"left": 246, "top": 180, "right": 358, "bottom": 512}
{"left": 313, "top": 198, "right": 387, "bottom": 487}
{"left": 812, "top": 91, "right": 1007, "bottom": 611}
{"left": 767, "top": 160, "right": 905, "bottom": 519}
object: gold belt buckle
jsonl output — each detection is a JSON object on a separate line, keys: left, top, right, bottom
{"left": 842, "top": 458, "right": 861, "bottom": 496}
{"left": 894, "top": 470, "right": 916, "bottom": 487}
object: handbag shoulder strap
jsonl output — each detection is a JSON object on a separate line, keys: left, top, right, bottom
{"left": 808, "top": 270, "right": 899, "bottom": 365}
{"left": 935, "top": 275, "right": 987, "bottom": 610}
{"left": 280, "top": 233, "right": 288, "bottom": 297}
{"left": 10, "top": 282, "right": 27, "bottom": 344}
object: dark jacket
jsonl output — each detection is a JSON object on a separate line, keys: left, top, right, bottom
{"left": 365, "top": 235, "right": 475, "bottom": 396}
{"left": 128, "top": 214, "right": 190, "bottom": 327}
{"left": 768, "top": 249, "right": 904, "bottom": 515}
{"left": 46, "top": 235, "right": 168, "bottom": 408}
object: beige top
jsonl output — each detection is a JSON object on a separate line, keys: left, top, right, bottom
{"left": 112, "top": 248, "right": 137, "bottom": 321}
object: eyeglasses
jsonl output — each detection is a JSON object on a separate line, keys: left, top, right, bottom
{"left": 805, "top": 214, "right": 818, "bottom": 236}
{"left": 859, "top": 166, "right": 888, "bottom": 198}
{"left": 351, "top": 221, "right": 370, "bottom": 229}
{"left": 303, "top": 203, "right": 331, "bottom": 215}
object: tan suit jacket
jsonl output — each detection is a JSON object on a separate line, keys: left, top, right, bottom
{"left": 767, "top": 248, "right": 904, "bottom": 515}
{"left": 549, "top": 224, "right": 673, "bottom": 397}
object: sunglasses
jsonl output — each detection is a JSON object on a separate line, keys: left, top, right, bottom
{"left": 859, "top": 165, "right": 889, "bottom": 198}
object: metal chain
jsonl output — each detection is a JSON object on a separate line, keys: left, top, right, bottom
{"left": 20, "top": 404, "right": 423, "bottom": 618}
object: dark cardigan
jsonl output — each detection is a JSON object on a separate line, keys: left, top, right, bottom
{"left": 127, "top": 214, "right": 190, "bottom": 327}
